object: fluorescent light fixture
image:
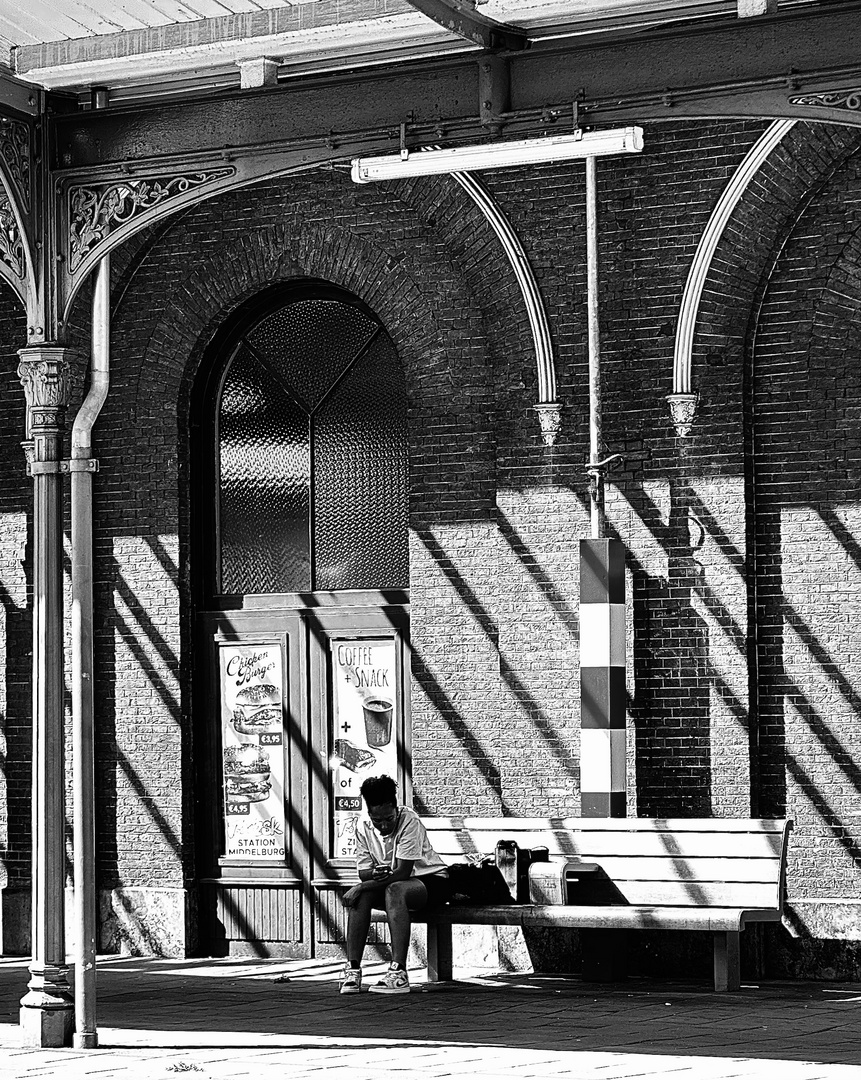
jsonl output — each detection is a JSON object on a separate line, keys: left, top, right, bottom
{"left": 351, "top": 126, "right": 644, "bottom": 183}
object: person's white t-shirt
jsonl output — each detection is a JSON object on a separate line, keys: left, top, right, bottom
{"left": 356, "top": 806, "right": 447, "bottom": 878}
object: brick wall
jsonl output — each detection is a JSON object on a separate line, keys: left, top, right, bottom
{"left": 751, "top": 145, "right": 861, "bottom": 978}
{"left": 1, "top": 117, "right": 773, "bottom": 895}
{"left": 0, "top": 295, "right": 30, "bottom": 892}
{"left": 4, "top": 117, "right": 861, "bottom": 974}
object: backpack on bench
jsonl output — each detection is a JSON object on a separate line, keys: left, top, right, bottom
{"left": 447, "top": 858, "right": 514, "bottom": 904}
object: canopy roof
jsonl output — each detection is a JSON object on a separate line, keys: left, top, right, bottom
{"left": 0, "top": 0, "right": 822, "bottom": 103}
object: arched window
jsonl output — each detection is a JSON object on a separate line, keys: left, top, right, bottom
{"left": 212, "top": 285, "right": 409, "bottom": 595}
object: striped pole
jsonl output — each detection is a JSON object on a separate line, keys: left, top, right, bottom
{"left": 579, "top": 538, "right": 626, "bottom": 818}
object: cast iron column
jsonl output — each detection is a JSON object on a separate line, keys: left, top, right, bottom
{"left": 18, "top": 347, "right": 74, "bottom": 1048}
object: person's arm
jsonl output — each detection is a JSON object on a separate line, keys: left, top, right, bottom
{"left": 352, "top": 856, "right": 415, "bottom": 892}
{"left": 354, "top": 823, "right": 376, "bottom": 883}
{"left": 364, "top": 857, "right": 415, "bottom": 887}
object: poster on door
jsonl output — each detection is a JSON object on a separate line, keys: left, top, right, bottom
{"left": 218, "top": 643, "right": 287, "bottom": 861}
{"left": 330, "top": 638, "right": 398, "bottom": 859}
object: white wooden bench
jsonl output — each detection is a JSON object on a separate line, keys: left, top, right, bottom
{"left": 385, "top": 817, "right": 791, "bottom": 992}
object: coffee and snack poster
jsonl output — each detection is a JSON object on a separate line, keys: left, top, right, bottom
{"left": 331, "top": 638, "right": 398, "bottom": 859}
{"left": 218, "top": 643, "right": 287, "bottom": 861}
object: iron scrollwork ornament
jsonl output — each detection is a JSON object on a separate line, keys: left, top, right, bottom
{"left": 0, "top": 118, "right": 31, "bottom": 211}
{"left": 69, "top": 169, "right": 234, "bottom": 271}
{"left": 788, "top": 88, "right": 861, "bottom": 113}
{"left": 0, "top": 190, "right": 24, "bottom": 279}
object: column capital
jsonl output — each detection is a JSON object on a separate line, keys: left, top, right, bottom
{"left": 17, "top": 346, "right": 75, "bottom": 414}
{"left": 17, "top": 346, "right": 79, "bottom": 459}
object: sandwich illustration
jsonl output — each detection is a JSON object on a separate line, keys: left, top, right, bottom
{"left": 332, "top": 739, "right": 376, "bottom": 773}
{"left": 224, "top": 744, "right": 272, "bottom": 804}
{"left": 231, "top": 683, "right": 281, "bottom": 734}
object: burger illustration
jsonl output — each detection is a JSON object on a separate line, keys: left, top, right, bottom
{"left": 231, "top": 683, "right": 281, "bottom": 734}
{"left": 225, "top": 774, "right": 271, "bottom": 804}
{"left": 224, "top": 745, "right": 272, "bottom": 804}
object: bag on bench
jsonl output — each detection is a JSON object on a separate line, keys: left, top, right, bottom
{"left": 447, "top": 858, "right": 514, "bottom": 904}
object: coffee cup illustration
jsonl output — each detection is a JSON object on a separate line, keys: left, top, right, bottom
{"left": 362, "top": 697, "right": 393, "bottom": 747}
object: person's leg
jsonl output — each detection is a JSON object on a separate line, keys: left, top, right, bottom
{"left": 345, "top": 888, "right": 384, "bottom": 968}
{"left": 384, "top": 878, "right": 428, "bottom": 967}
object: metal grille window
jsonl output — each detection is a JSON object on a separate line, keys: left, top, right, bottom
{"left": 216, "top": 291, "right": 409, "bottom": 594}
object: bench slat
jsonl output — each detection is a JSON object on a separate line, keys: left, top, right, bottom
{"left": 521, "top": 905, "right": 779, "bottom": 931}
{"left": 526, "top": 855, "right": 782, "bottom": 884}
{"left": 404, "top": 905, "right": 782, "bottom": 932}
{"left": 422, "top": 817, "right": 789, "bottom": 834}
{"left": 579, "top": 880, "right": 779, "bottom": 908}
{"left": 429, "top": 831, "right": 786, "bottom": 860}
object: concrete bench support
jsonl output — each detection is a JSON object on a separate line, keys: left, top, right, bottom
{"left": 714, "top": 930, "right": 741, "bottom": 992}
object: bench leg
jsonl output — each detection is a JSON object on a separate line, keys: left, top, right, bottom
{"left": 427, "top": 922, "right": 453, "bottom": 982}
{"left": 713, "top": 931, "right": 740, "bottom": 992}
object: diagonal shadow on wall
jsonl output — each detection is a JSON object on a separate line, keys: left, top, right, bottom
{"left": 414, "top": 527, "right": 579, "bottom": 792}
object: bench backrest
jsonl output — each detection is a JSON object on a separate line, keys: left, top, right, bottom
{"left": 421, "top": 817, "right": 792, "bottom": 910}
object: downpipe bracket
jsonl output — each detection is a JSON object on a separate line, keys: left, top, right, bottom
{"left": 27, "top": 458, "right": 99, "bottom": 476}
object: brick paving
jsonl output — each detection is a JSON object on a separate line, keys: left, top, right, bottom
{"left": 0, "top": 957, "right": 860, "bottom": 1079}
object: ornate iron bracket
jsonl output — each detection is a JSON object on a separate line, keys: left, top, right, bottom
{"left": 1, "top": 117, "right": 31, "bottom": 211}
{"left": 0, "top": 188, "right": 26, "bottom": 281}
{"left": 0, "top": 115, "right": 33, "bottom": 306}
{"left": 68, "top": 169, "right": 235, "bottom": 273}
{"left": 788, "top": 87, "right": 861, "bottom": 113}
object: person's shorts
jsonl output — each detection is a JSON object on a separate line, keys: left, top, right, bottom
{"left": 414, "top": 871, "right": 453, "bottom": 909}
{"left": 367, "top": 872, "right": 453, "bottom": 911}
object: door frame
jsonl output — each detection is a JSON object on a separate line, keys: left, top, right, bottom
{"left": 194, "top": 590, "right": 409, "bottom": 956}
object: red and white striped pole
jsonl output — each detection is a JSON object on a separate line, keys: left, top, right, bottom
{"left": 579, "top": 538, "right": 626, "bottom": 818}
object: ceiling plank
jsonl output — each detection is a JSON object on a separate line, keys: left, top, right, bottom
{"left": 15, "top": 0, "right": 424, "bottom": 76}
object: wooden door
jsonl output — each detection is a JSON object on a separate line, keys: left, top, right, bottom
{"left": 196, "top": 607, "right": 311, "bottom": 957}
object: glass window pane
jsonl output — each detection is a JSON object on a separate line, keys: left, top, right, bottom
{"left": 314, "top": 334, "right": 409, "bottom": 590}
{"left": 246, "top": 300, "right": 377, "bottom": 411}
{"left": 219, "top": 347, "right": 311, "bottom": 593}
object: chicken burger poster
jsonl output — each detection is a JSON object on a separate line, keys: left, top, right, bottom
{"left": 219, "top": 643, "right": 286, "bottom": 861}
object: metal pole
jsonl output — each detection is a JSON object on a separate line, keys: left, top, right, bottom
{"left": 585, "top": 155, "right": 605, "bottom": 540}
{"left": 71, "top": 254, "right": 110, "bottom": 1049}
{"left": 18, "top": 349, "right": 74, "bottom": 1048}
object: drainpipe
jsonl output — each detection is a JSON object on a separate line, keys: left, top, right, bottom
{"left": 585, "top": 156, "right": 605, "bottom": 540}
{"left": 70, "top": 253, "right": 110, "bottom": 1049}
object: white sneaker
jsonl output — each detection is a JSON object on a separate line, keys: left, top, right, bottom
{"left": 368, "top": 963, "right": 410, "bottom": 994}
{"left": 339, "top": 966, "right": 362, "bottom": 994}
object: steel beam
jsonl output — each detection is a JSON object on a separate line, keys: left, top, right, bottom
{"left": 402, "top": 0, "right": 525, "bottom": 51}
{"left": 49, "top": 3, "right": 861, "bottom": 174}
{"left": 0, "top": 73, "right": 40, "bottom": 120}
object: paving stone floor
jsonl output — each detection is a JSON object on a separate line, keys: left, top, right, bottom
{"left": 1, "top": 956, "right": 860, "bottom": 1079}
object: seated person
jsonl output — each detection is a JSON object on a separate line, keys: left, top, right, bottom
{"left": 340, "top": 774, "right": 451, "bottom": 995}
